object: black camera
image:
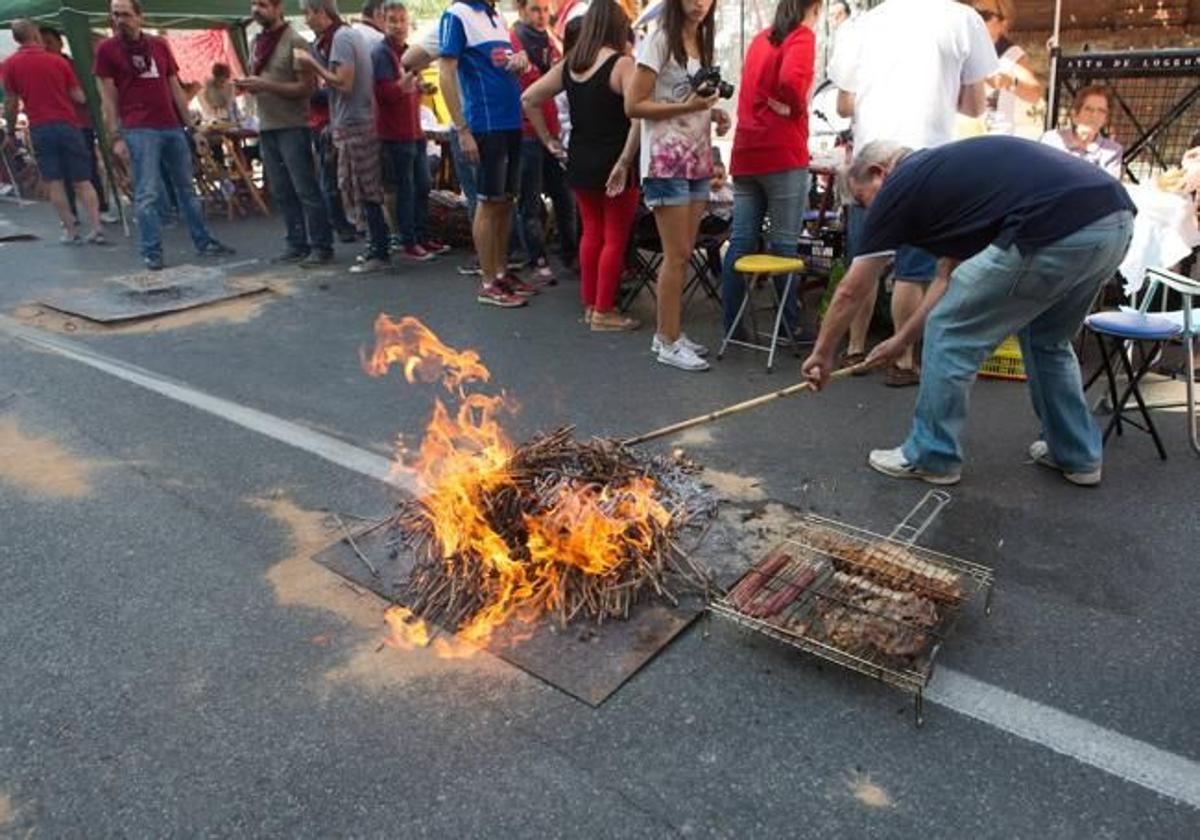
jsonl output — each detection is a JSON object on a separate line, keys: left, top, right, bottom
{"left": 690, "top": 66, "right": 734, "bottom": 100}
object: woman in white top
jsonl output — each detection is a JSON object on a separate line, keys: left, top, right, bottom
{"left": 970, "top": 0, "right": 1041, "bottom": 135}
{"left": 1039, "top": 84, "right": 1124, "bottom": 180}
{"left": 624, "top": 0, "right": 730, "bottom": 372}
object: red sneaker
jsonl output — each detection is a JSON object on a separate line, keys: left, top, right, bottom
{"left": 421, "top": 238, "right": 451, "bottom": 255}
{"left": 498, "top": 272, "right": 538, "bottom": 297}
{"left": 402, "top": 244, "right": 434, "bottom": 262}
{"left": 477, "top": 282, "right": 527, "bottom": 308}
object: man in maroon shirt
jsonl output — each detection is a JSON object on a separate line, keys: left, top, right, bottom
{"left": 0, "top": 19, "right": 104, "bottom": 243}
{"left": 94, "top": 0, "right": 233, "bottom": 270}
{"left": 371, "top": 1, "right": 448, "bottom": 261}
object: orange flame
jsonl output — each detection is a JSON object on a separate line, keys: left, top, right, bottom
{"left": 363, "top": 314, "right": 490, "bottom": 393}
{"left": 369, "top": 315, "right": 670, "bottom": 656}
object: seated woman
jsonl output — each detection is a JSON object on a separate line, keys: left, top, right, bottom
{"left": 1039, "top": 84, "right": 1123, "bottom": 179}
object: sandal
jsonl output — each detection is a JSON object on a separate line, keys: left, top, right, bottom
{"left": 579, "top": 306, "right": 594, "bottom": 325}
{"left": 838, "top": 351, "right": 871, "bottom": 375}
{"left": 590, "top": 311, "right": 640, "bottom": 332}
{"left": 884, "top": 364, "right": 921, "bottom": 388}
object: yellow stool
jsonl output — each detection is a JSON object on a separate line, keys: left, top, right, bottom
{"left": 718, "top": 254, "right": 806, "bottom": 372}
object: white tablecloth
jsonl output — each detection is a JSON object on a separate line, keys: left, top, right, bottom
{"left": 1120, "top": 183, "right": 1200, "bottom": 299}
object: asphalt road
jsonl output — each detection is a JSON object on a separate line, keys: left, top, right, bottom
{"left": 1, "top": 201, "right": 1197, "bottom": 838}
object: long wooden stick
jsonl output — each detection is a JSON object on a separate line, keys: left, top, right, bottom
{"left": 623, "top": 363, "right": 871, "bottom": 447}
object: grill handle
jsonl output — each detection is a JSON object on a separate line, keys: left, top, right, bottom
{"left": 887, "top": 490, "right": 952, "bottom": 547}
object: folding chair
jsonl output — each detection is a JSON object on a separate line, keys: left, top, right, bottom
{"left": 1133, "top": 267, "right": 1200, "bottom": 456}
{"left": 717, "top": 254, "right": 806, "bottom": 372}
{"left": 619, "top": 206, "right": 662, "bottom": 312}
{"left": 1081, "top": 264, "right": 1200, "bottom": 459}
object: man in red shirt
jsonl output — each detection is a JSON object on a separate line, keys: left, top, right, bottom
{"left": 0, "top": 19, "right": 104, "bottom": 243}
{"left": 371, "top": 1, "right": 448, "bottom": 261}
{"left": 40, "top": 26, "right": 117, "bottom": 225}
{"left": 94, "top": 0, "right": 233, "bottom": 270}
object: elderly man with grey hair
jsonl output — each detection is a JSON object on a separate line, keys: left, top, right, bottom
{"left": 802, "top": 135, "right": 1136, "bottom": 487}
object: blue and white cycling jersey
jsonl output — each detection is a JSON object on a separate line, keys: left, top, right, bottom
{"left": 439, "top": 0, "right": 522, "bottom": 134}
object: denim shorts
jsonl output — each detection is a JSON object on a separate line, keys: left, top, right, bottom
{"left": 894, "top": 245, "right": 938, "bottom": 282}
{"left": 642, "top": 177, "right": 710, "bottom": 208}
{"left": 476, "top": 129, "right": 522, "bottom": 202}
{"left": 29, "top": 121, "right": 91, "bottom": 183}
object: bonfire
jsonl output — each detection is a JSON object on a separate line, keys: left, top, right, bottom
{"left": 363, "top": 315, "right": 716, "bottom": 650}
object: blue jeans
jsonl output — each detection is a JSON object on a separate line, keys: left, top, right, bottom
{"left": 901, "top": 210, "right": 1135, "bottom": 474}
{"left": 125, "top": 128, "right": 215, "bottom": 259}
{"left": 260, "top": 127, "right": 333, "bottom": 253}
{"left": 721, "top": 167, "right": 810, "bottom": 332}
{"left": 384, "top": 140, "right": 430, "bottom": 246}
{"left": 449, "top": 129, "right": 478, "bottom": 223}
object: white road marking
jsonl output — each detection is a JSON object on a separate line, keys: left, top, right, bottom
{"left": 0, "top": 315, "right": 412, "bottom": 494}
{"left": 927, "top": 669, "right": 1200, "bottom": 810}
{"left": 3, "top": 315, "right": 1198, "bottom": 811}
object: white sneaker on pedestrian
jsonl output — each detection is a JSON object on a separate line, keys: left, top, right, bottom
{"left": 1028, "top": 440, "right": 1102, "bottom": 486}
{"left": 651, "top": 332, "right": 709, "bottom": 358}
{"left": 656, "top": 338, "right": 710, "bottom": 372}
{"left": 349, "top": 256, "right": 390, "bottom": 274}
{"left": 100, "top": 210, "right": 120, "bottom": 225}
{"left": 868, "top": 447, "right": 961, "bottom": 485}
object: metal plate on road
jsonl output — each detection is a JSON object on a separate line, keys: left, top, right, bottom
{"left": 38, "top": 264, "right": 268, "bottom": 323}
{"left": 313, "top": 522, "right": 705, "bottom": 706}
{"left": 0, "top": 219, "right": 37, "bottom": 241}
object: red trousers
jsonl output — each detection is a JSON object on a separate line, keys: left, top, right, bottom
{"left": 573, "top": 185, "right": 639, "bottom": 313}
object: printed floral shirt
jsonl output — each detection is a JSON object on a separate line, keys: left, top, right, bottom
{"left": 636, "top": 29, "right": 713, "bottom": 181}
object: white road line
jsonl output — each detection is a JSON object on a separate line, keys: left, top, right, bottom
{"left": 927, "top": 669, "right": 1200, "bottom": 810}
{"left": 0, "top": 315, "right": 412, "bottom": 494}
{"left": 3, "top": 315, "right": 1198, "bottom": 811}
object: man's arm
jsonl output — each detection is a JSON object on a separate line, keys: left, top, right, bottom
{"left": 402, "top": 44, "right": 434, "bottom": 73}
{"left": 296, "top": 46, "right": 355, "bottom": 92}
{"left": 957, "top": 80, "right": 987, "bottom": 118}
{"left": 438, "top": 56, "right": 477, "bottom": 163}
{"left": 239, "top": 65, "right": 316, "bottom": 99}
{"left": 864, "top": 257, "right": 959, "bottom": 368}
{"left": 836, "top": 90, "right": 855, "bottom": 118}
{"left": 801, "top": 255, "right": 890, "bottom": 388}
{"left": 311, "top": 59, "right": 355, "bottom": 92}
{"left": 97, "top": 77, "right": 129, "bottom": 159}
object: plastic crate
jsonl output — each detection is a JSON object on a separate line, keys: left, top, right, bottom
{"left": 979, "top": 335, "right": 1026, "bottom": 381}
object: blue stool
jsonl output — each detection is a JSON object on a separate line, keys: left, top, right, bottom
{"left": 1084, "top": 310, "right": 1183, "bottom": 459}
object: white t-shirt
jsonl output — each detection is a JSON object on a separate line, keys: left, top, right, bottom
{"left": 828, "top": 0, "right": 997, "bottom": 149}
{"left": 635, "top": 28, "right": 713, "bottom": 181}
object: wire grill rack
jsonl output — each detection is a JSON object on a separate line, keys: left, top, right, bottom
{"left": 709, "top": 491, "right": 994, "bottom": 724}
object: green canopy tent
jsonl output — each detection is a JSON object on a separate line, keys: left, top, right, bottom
{"left": 0, "top": 0, "right": 252, "bottom": 225}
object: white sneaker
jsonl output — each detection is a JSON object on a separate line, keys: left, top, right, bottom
{"left": 100, "top": 210, "right": 120, "bottom": 224}
{"left": 868, "top": 447, "right": 961, "bottom": 485}
{"left": 656, "top": 338, "right": 710, "bottom": 371}
{"left": 1028, "top": 440, "right": 1101, "bottom": 486}
{"left": 651, "top": 332, "right": 709, "bottom": 358}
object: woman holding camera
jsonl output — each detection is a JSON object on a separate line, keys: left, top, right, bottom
{"left": 721, "top": 0, "right": 821, "bottom": 335}
{"left": 626, "top": 0, "right": 730, "bottom": 371}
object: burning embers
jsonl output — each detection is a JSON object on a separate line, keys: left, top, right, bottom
{"left": 364, "top": 315, "right": 714, "bottom": 655}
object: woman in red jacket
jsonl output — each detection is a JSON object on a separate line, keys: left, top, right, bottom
{"left": 721, "top": 0, "right": 821, "bottom": 334}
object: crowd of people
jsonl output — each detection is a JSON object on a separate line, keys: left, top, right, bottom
{"left": 3, "top": 0, "right": 1199, "bottom": 485}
